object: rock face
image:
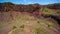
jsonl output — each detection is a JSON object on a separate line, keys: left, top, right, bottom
{"left": 0, "top": 2, "right": 60, "bottom": 34}
{"left": 0, "top": 2, "right": 41, "bottom": 12}
{"left": 0, "top": 2, "right": 60, "bottom": 12}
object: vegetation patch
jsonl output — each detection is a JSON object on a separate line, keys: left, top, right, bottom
{"left": 35, "top": 27, "right": 49, "bottom": 34}
{"left": 42, "top": 8, "right": 53, "bottom": 14}
{"left": 20, "top": 24, "right": 25, "bottom": 28}
{"left": 16, "top": 13, "right": 19, "bottom": 17}
{"left": 47, "top": 22, "right": 54, "bottom": 27}
{"left": 43, "top": 8, "right": 49, "bottom": 13}
{"left": 56, "top": 10, "right": 60, "bottom": 14}
{"left": 35, "top": 27, "right": 41, "bottom": 34}
{"left": 12, "top": 26, "right": 17, "bottom": 29}
{"left": 37, "top": 21, "right": 40, "bottom": 24}
{"left": 43, "top": 8, "right": 49, "bottom": 12}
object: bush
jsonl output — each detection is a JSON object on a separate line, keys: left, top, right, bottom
{"left": 37, "top": 21, "right": 40, "bottom": 24}
{"left": 20, "top": 24, "right": 24, "bottom": 28}
{"left": 42, "top": 8, "right": 50, "bottom": 14}
{"left": 15, "top": 13, "right": 19, "bottom": 18}
{"left": 35, "top": 27, "right": 41, "bottom": 34}
{"left": 12, "top": 26, "right": 17, "bottom": 29}
{"left": 47, "top": 22, "right": 54, "bottom": 27}
{"left": 43, "top": 8, "right": 49, "bottom": 12}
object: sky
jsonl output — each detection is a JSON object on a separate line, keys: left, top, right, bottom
{"left": 0, "top": 0, "right": 60, "bottom": 5}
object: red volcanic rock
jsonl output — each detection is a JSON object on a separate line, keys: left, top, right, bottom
{"left": 0, "top": 2, "right": 41, "bottom": 12}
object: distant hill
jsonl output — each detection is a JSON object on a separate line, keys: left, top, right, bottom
{"left": 44, "top": 3, "right": 60, "bottom": 9}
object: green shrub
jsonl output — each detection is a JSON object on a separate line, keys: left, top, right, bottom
{"left": 20, "top": 24, "right": 24, "bottom": 28}
{"left": 47, "top": 22, "right": 54, "bottom": 27}
{"left": 12, "top": 26, "right": 17, "bottom": 29}
{"left": 44, "top": 9, "right": 48, "bottom": 12}
{"left": 35, "top": 27, "right": 41, "bottom": 34}
{"left": 42, "top": 8, "right": 50, "bottom": 14}
{"left": 15, "top": 13, "right": 20, "bottom": 18}
{"left": 37, "top": 21, "right": 40, "bottom": 24}
{"left": 35, "top": 27, "right": 49, "bottom": 34}
{"left": 43, "top": 8, "right": 49, "bottom": 12}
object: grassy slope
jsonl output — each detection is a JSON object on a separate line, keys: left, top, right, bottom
{"left": 42, "top": 8, "right": 60, "bottom": 15}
